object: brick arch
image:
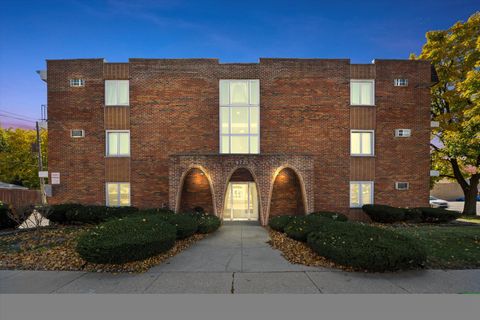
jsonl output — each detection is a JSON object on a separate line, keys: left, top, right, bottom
{"left": 175, "top": 165, "right": 217, "bottom": 216}
{"left": 266, "top": 166, "right": 308, "bottom": 222}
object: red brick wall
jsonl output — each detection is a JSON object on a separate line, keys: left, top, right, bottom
{"left": 178, "top": 168, "right": 214, "bottom": 213}
{"left": 46, "top": 58, "right": 432, "bottom": 219}
{"left": 269, "top": 168, "right": 305, "bottom": 216}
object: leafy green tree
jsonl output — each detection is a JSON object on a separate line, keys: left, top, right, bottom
{"left": 412, "top": 12, "right": 479, "bottom": 215}
{"left": 0, "top": 127, "right": 47, "bottom": 189}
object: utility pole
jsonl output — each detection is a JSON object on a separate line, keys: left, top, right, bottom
{"left": 36, "top": 121, "right": 47, "bottom": 205}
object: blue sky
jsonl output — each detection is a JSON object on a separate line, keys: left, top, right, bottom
{"left": 0, "top": 0, "right": 478, "bottom": 128}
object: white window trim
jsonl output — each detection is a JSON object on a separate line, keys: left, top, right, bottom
{"left": 395, "top": 182, "right": 410, "bottom": 190}
{"left": 69, "top": 79, "right": 85, "bottom": 87}
{"left": 350, "top": 129, "right": 375, "bottom": 156}
{"left": 105, "top": 182, "right": 131, "bottom": 207}
{"left": 394, "top": 79, "right": 408, "bottom": 87}
{"left": 70, "top": 129, "right": 85, "bottom": 138}
{"left": 105, "top": 80, "right": 130, "bottom": 106}
{"left": 350, "top": 79, "right": 375, "bottom": 106}
{"left": 350, "top": 181, "right": 374, "bottom": 208}
{"left": 106, "top": 130, "right": 130, "bottom": 157}
{"left": 219, "top": 79, "right": 260, "bottom": 154}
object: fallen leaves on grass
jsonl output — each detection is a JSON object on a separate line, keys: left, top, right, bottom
{"left": 0, "top": 226, "right": 207, "bottom": 273}
{"left": 266, "top": 227, "right": 353, "bottom": 271}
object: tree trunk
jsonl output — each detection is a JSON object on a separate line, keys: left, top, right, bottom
{"left": 462, "top": 174, "right": 479, "bottom": 216}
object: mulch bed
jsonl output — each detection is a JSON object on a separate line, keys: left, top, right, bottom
{"left": 0, "top": 226, "right": 207, "bottom": 273}
{"left": 266, "top": 227, "right": 354, "bottom": 271}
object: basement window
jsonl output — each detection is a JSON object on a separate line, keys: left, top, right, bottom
{"left": 70, "top": 129, "right": 85, "bottom": 138}
{"left": 69, "top": 79, "right": 85, "bottom": 87}
{"left": 106, "top": 183, "right": 130, "bottom": 206}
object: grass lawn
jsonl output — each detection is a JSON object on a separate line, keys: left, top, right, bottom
{"left": 391, "top": 225, "right": 480, "bottom": 269}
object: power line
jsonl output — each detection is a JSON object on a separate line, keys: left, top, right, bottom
{"left": 0, "top": 109, "right": 39, "bottom": 121}
{"left": 0, "top": 114, "right": 36, "bottom": 123}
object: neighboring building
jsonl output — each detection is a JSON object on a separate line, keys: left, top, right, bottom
{"left": 42, "top": 58, "right": 434, "bottom": 225}
{"left": 431, "top": 178, "right": 465, "bottom": 201}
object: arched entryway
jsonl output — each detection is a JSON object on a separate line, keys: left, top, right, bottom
{"left": 269, "top": 167, "right": 306, "bottom": 217}
{"left": 223, "top": 168, "right": 260, "bottom": 221}
{"left": 177, "top": 167, "right": 215, "bottom": 214}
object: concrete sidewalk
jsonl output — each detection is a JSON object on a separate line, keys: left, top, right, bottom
{"left": 1, "top": 223, "right": 479, "bottom": 293}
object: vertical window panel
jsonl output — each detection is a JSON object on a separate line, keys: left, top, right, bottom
{"left": 361, "top": 132, "right": 372, "bottom": 154}
{"left": 220, "top": 107, "right": 230, "bottom": 134}
{"left": 230, "top": 81, "right": 248, "bottom": 104}
{"left": 350, "top": 132, "right": 361, "bottom": 154}
{"left": 249, "top": 136, "right": 259, "bottom": 154}
{"left": 250, "top": 107, "right": 259, "bottom": 134}
{"left": 220, "top": 81, "right": 229, "bottom": 106}
{"left": 108, "top": 133, "right": 118, "bottom": 155}
{"left": 230, "top": 107, "right": 249, "bottom": 134}
{"left": 231, "top": 136, "right": 249, "bottom": 154}
{"left": 362, "top": 183, "right": 372, "bottom": 205}
{"left": 249, "top": 80, "right": 259, "bottom": 105}
{"left": 119, "top": 133, "right": 130, "bottom": 155}
{"left": 221, "top": 135, "right": 230, "bottom": 153}
{"left": 350, "top": 183, "right": 360, "bottom": 207}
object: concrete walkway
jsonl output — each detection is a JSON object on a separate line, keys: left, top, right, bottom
{"left": 1, "top": 222, "right": 480, "bottom": 293}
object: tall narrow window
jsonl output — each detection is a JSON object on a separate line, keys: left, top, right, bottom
{"left": 106, "top": 131, "right": 130, "bottom": 156}
{"left": 350, "top": 130, "right": 374, "bottom": 156}
{"left": 219, "top": 80, "right": 259, "bottom": 154}
{"left": 350, "top": 181, "right": 373, "bottom": 208}
{"left": 105, "top": 80, "right": 129, "bottom": 106}
{"left": 106, "top": 183, "right": 130, "bottom": 206}
{"left": 350, "top": 80, "right": 375, "bottom": 106}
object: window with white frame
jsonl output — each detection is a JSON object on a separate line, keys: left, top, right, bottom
{"left": 350, "top": 181, "right": 373, "bottom": 208}
{"left": 105, "top": 80, "right": 129, "bottom": 106}
{"left": 106, "top": 183, "right": 130, "bottom": 206}
{"left": 351, "top": 130, "right": 374, "bottom": 156}
{"left": 219, "top": 80, "right": 259, "bottom": 154}
{"left": 106, "top": 131, "right": 130, "bottom": 156}
{"left": 70, "top": 129, "right": 85, "bottom": 138}
{"left": 394, "top": 78, "right": 408, "bottom": 87}
{"left": 350, "top": 80, "right": 375, "bottom": 105}
{"left": 70, "top": 79, "right": 85, "bottom": 87}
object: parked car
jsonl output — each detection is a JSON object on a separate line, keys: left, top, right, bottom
{"left": 429, "top": 196, "right": 449, "bottom": 208}
{"left": 455, "top": 195, "right": 480, "bottom": 201}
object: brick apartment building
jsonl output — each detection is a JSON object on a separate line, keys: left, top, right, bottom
{"left": 43, "top": 58, "right": 434, "bottom": 225}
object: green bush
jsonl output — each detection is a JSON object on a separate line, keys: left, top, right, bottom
{"left": 165, "top": 214, "right": 199, "bottom": 239}
{"left": 65, "top": 205, "right": 138, "bottom": 224}
{"left": 309, "top": 211, "right": 349, "bottom": 222}
{"left": 307, "top": 222, "right": 427, "bottom": 272}
{"left": 76, "top": 214, "right": 176, "bottom": 264}
{"left": 46, "top": 203, "right": 83, "bottom": 223}
{"left": 284, "top": 215, "right": 333, "bottom": 242}
{"left": 138, "top": 208, "right": 175, "bottom": 216}
{"left": 404, "top": 208, "right": 422, "bottom": 222}
{"left": 196, "top": 214, "right": 221, "bottom": 234}
{"left": 0, "top": 202, "right": 17, "bottom": 230}
{"left": 268, "top": 215, "right": 294, "bottom": 232}
{"left": 416, "top": 207, "right": 461, "bottom": 223}
{"left": 362, "top": 204, "right": 406, "bottom": 223}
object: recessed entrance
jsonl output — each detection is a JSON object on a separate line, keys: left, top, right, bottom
{"left": 223, "top": 182, "right": 259, "bottom": 221}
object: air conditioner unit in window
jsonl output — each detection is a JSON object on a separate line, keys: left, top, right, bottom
{"left": 395, "top": 129, "right": 411, "bottom": 137}
{"left": 395, "top": 182, "right": 409, "bottom": 190}
{"left": 394, "top": 79, "right": 408, "bottom": 86}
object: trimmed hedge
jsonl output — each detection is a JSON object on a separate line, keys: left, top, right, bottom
{"left": 65, "top": 205, "right": 138, "bottom": 224}
{"left": 362, "top": 204, "right": 406, "bottom": 223}
{"left": 307, "top": 222, "right": 427, "bottom": 272}
{"left": 137, "top": 208, "right": 175, "bottom": 218}
{"left": 416, "top": 207, "right": 461, "bottom": 223}
{"left": 404, "top": 208, "right": 422, "bottom": 222}
{"left": 47, "top": 203, "right": 84, "bottom": 223}
{"left": 309, "top": 211, "right": 349, "bottom": 222}
{"left": 268, "top": 215, "right": 294, "bottom": 232}
{"left": 0, "top": 202, "right": 17, "bottom": 230}
{"left": 165, "top": 214, "right": 199, "bottom": 239}
{"left": 196, "top": 214, "right": 221, "bottom": 234}
{"left": 76, "top": 214, "right": 176, "bottom": 264}
{"left": 284, "top": 215, "right": 333, "bottom": 242}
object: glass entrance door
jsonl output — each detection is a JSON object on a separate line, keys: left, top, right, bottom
{"left": 223, "top": 182, "right": 258, "bottom": 221}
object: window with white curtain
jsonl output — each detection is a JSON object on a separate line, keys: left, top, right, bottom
{"left": 350, "top": 80, "right": 375, "bottom": 105}
{"left": 106, "top": 131, "right": 130, "bottom": 156}
{"left": 350, "top": 181, "right": 373, "bottom": 208}
{"left": 219, "top": 80, "right": 259, "bottom": 154}
{"left": 350, "top": 130, "right": 374, "bottom": 156}
{"left": 106, "top": 183, "right": 130, "bottom": 206}
{"left": 105, "top": 80, "right": 129, "bottom": 106}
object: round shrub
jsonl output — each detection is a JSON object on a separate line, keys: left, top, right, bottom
{"left": 284, "top": 215, "right": 333, "bottom": 242}
{"left": 416, "top": 207, "right": 461, "bottom": 223}
{"left": 269, "top": 215, "right": 294, "bottom": 232}
{"left": 306, "top": 222, "right": 427, "bottom": 272}
{"left": 47, "top": 203, "right": 83, "bottom": 223}
{"left": 76, "top": 214, "right": 176, "bottom": 264}
{"left": 309, "top": 211, "right": 349, "bottom": 222}
{"left": 165, "top": 214, "right": 199, "bottom": 239}
{"left": 362, "top": 204, "right": 406, "bottom": 223}
{"left": 0, "top": 202, "right": 17, "bottom": 230}
{"left": 196, "top": 214, "right": 221, "bottom": 234}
